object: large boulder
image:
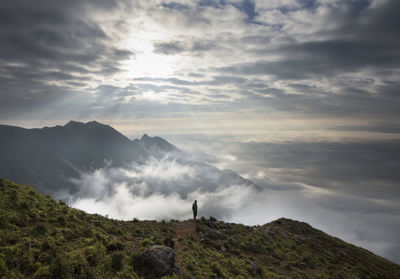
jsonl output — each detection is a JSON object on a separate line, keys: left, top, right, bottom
{"left": 140, "top": 245, "right": 176, "bottom": 277}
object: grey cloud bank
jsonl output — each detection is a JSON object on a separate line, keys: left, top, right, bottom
{"left": 1, "top": 0, "right": 399, "bottom": 129}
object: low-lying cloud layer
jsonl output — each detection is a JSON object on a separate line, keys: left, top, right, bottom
{"left": 168, "top": 136, "right": 400, "bottom": 263}
{"left": 68, "top": 156, "right": 258, "bottom": 220}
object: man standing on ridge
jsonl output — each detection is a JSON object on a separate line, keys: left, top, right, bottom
{"left": 192, "top": 200, "right": 198, "bottom": 220}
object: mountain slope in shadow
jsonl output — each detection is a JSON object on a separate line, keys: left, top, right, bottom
{"left": 0, "top": 121, "right": 148, "bottom": 195}
{"left": 133, "top": 133, "right": 180, "bottom": 158}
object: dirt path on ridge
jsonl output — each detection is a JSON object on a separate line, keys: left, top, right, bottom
{"left": 171, "top": 220, "right": 199, "bottom": 264}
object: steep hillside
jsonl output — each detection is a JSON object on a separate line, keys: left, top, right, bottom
{"left": 1, "top": 178, "right": 399, "bottom": 278}
{"left": 0, "top": 121, "right": 148, "bottom": 195}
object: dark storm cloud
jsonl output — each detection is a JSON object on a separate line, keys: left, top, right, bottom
{"left": 347, "top": 0, "right": 400, "bottom": 42}
{"left": 218, "top": 0, "right": 399, "bottom": 79}
{"left": 217, "top": 39, "right": 400, "bottom": 79}
{"left": 1, "top": 0, "right": 398, "bottom": 123}
{"left": 0, "top": 1, "right": 130, "bottom": 67}
{"left": 231, "top": 78, "right": 400, "bottom": 119}
{"left": 0, "top": 0, "right": 133, "bottom": 119}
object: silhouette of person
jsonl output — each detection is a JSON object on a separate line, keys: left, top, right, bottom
{"left": 192, "top": 200, "right": 198, "bottom": 220}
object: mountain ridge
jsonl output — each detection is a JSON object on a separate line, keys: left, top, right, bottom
{"left": 0, "top": 120, "right": 259, "bottom": 199}
{"left": 0, "top": 121, "right": 148, "bottom": 195}
{"left": 133, "top": 133, "right": 181, "bottom": 158}
{"left": 0, "top": 178, "right": 399, "bottom": 278}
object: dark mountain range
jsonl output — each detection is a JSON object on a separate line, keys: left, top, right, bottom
{"left": 1, "top": 178, "right": 399, "bottom": 278}
{"left": 0, "top": 121, "right": 258, "bottom": 198}
{"left": 0, "top": 121, "right": 148, "bottom": 195}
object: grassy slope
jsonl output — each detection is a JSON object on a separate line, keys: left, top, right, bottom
{"left": 0, "top": 178, "right": 399, "bottom": 279}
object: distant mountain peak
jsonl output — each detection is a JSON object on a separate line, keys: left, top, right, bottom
{"left": 140, "top": 134, "right": 170, "bottom": 143}
{"left": 0, "top": 120, "right": 148, "bottom": 195}
{"left": 65, "top": 120, "right": 103, "bottom": 128}
{"left": 136, "top": 134, "right": 179, "bottom": 157}
{"left": 65, "top": 120, "right": 83, "bottom": 127}
{"left": 141, "top": 133, "right": 151, "bottom": 140}
{"left": 86, "top": 120, "right": 102, "bottom": 126}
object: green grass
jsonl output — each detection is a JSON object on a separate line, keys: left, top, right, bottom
{"left": 0, "top": 178, "right": 399, "bottom": 278}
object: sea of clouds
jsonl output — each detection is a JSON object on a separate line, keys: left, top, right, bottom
{"left": 65, "top": 138, "right": 400, "bottom": 264}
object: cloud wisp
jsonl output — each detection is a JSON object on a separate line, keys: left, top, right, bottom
{"left": 68, "top": 156, "right": 258, "bottom": 221}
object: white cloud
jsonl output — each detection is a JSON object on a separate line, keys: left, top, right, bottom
{"left": 73, "top": 183, "right": 192, "bottom": 220}
{"left": 68, "top": 155, "right": 260, "bottom": 220}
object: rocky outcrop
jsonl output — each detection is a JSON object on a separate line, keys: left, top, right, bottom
{"left": 139, "top": 245, "right": 179, "bottom": 277}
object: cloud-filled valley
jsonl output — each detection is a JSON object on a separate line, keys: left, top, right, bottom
{"left": 55, "top": 134, "right": 400, "bottom": 264}
{"left": 68, "top": 154, "right": 258, "bottom": 221}
{"left": 166, "top": 135, "right": 400, "bottom": 262}
{"left": 0, "top": 120, "right": 399, "bottom": 263}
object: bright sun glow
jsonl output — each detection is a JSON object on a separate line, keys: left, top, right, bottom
{"left": 120, "top": 29, "right": 179, "bottom": 79}
{"left": 124, "top": 50, "right": 178, "bottom": 78}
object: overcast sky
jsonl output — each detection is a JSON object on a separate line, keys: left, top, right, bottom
{"left": 1, "top": 0, "right": 399, "bottom": 139}
{"left": 1, "top": 0, "right": 400, "bottom": 263}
